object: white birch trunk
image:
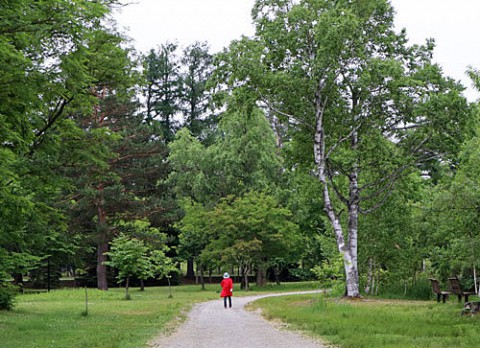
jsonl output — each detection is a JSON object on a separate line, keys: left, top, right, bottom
{"left": 474, "top": 265, "right": 478, "bottom": 296}
{"left": 348, "top": 166, "right": 360, "bottom": 290}
{"left": 314, "top": 91, "right": 360, "bottom": 298}
{"left": 365, "top": 258, "right": 374, "bottom": 294}
{"left": 347, "top": 98, "right": 360, "bottom": 296}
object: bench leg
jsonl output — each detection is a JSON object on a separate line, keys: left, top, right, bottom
{"left": 437, "top": 294, "right": 441, "bottom": 303}
{"left": 457, "top": 295, "right": 462, "bottom": 302}
{"left": 442, "top": 294, "right": 447, "bottom": 303}
{"left": 465, "top": 295, "right": 469, "bottom": 302}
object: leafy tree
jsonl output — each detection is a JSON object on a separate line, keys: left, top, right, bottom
{"left": 176, "top": 199, "right": 212, "bottom": 288}
{"left": 421, "top": 68, "right": 480, "bottom": 289}
{"left": 467, "top": 66, "right": 480, "bottom": 98}
{"left": 216, "top": 0, "right": 473, "bottom": 297}
{"left": 104, "top": 219, "right": 175, "bottom": 299}
{"left": 116, "top": 219, "right": 174, "bottom": 291}
{"left": 279, "top": 170, "right": 327, "bottom": 276}
{"left": 170, "top": 90, "right": 284, "bottom": 283}
{"left": 60, "top": 28, "right": 141, "bottom": 290}
{"left": 168, "top": 129, "right": 210, "bottom": 203}
{"left": 150, "top": 250, "right": 179, "bottom": 298}
{"left": 104, "top": 234, "right": 151, "bottom": 299}
{"left": 359, "top": 173, "right": 426, "bottom": 295}
{"left": 211, "top": 89, "right": 283, "bottom": 197}
{"left": 427, "top": 135, "right": 480, "bottom": 289}
{"left": 199, "top": 192, "right": 301, "bottom": 289}
{"left": 169, "top": 88, "right": 282, "bottom": 203}
{"left": 0, "top": 0, "right": 128, "bottom": 289}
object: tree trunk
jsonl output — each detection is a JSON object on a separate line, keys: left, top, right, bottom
{"left": 274, "top": 267, "right": 281, "bottom": 285}
{"left": 96, "top": 205, "right": 109, "bottom": 291}
{"left": 322, "top": 182, "right": 360, "bottom": 297}
{"left": 200, "top": 266, "right": 205, "bottom": 290}
{"left": 140, "top": 279, "right": 145, "bottom": 291}
{"left": 256, "top": 262, "right": 267, "bottom": 287}
{"left": 167, "top": 276, "right": 173, "bottom": 298}
{"left": 12, "top": 273, "right": 24, "bottom": 286}
{"left": 474, "top": 265, "right": 478, "bottom": 296}
{"left": 186, "top": 258, "right": 195, "bottom": 279}
{"left": 346, "top": 100, "right": 361, "bottom": 297}
{"left": 195, "top": 262, "right": 199, "bottom": 284}
{"left": 365, "top": 258, "right": 374, "bottom": 295}
{"left": 314, "top": 93, "right": 360, "bottom": 298}
{"left": 96, "top": 239, "right": 109, "bottom": 290}
{"left": 125, "top": 276, "right": 129, "bottom": 299}
{"left": 241, "top": 263, "right": 250, "bottom": 290}
{"left": 347, "top": 173, "right": 360, "bottom": 292}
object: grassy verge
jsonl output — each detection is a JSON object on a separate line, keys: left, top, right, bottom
{"left": 0, "top": 282, "right": 317, "bottom": 348}
{"left": 250, "top": 294, "right": 480, "bottom": 348}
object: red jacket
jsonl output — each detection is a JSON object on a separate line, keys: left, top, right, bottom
{"left": 220, "top": 277, "right": 233, "bottom": 297}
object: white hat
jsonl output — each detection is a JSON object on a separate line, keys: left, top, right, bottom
{"left": 223, "top": 272, "right": 230, "bottom": 278}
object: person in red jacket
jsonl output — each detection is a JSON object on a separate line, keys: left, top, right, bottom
{"left": 220, "top": 272, "right": 233, "bottom": 308}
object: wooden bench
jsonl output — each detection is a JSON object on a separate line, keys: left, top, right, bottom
{"left": 429, "top": 278, "right": 450, "bottom": 303}
{"left": 448, "top": 277, "right": 476, "bottom": 303}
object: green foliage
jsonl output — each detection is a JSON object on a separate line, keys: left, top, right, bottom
{"left": 287, "top": 268, "right": 315, "bottom": 281}
{"left": 421, "top": 130, "right": 480, "bottom": 281}
{"left": 104, "top": 234, "right": 152, "bottom": 287}
{"left": 168, "top": 92, "right": 282, "bottom": 205}
{"left": 0, "top": 283, "right": 17, "bottom": 311}
{"left": 358, "top": 172, "right": 429, "bottom": 295}
{"left": 185, "top": 191, "right": 301, "bottom": 288}
{"left": 167, "top": 129, "right": 210, "bottom": 202}
{"left": 104, "top": 221, "right": 176, "bottom": 297}
{"left": 178, "top": 191, "right": 302, "bottom": 275}
{"left": 311, "top": 254, "right": 344, "bottom": 292}
{"left": 143, "top": 43, "right": 183, "bottom": 142}
{"left": 0, "top": 0, "right": 139, "bottom": 290}
{"left": 170, "top": 90, "right": 288, "bottom": 285}
{"left": 180, "top": 42, "right": 215, "bottom": 140}
{"left": 0, "top": 252, "right": 41, "bottom": 282}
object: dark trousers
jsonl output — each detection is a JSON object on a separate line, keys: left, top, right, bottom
{"left": 223, "top": 296, "right": 232, "bottom": 308}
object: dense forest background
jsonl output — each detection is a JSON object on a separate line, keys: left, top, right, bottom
{"left": 2, "top": 0, "right": 480, "bottom": 299}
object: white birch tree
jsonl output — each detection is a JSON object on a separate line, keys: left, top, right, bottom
{"left": 215, "top": 0, "right": 472, "bottom": 297}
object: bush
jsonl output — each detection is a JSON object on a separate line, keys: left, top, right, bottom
{"left": 0, "top": 283, "right": 17, "bottom": 310}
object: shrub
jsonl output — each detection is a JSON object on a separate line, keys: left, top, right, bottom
{"left": 0, "top": 283, "right": 17, "bottom": 310}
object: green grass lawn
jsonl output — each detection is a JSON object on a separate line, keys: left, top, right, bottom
{"left": 5, "top": 282, "right": 477, "bottom": 348}
{"left": 0, "top": 282, "right": 318, "bottom": 348}
{"left": 250, "top": 294, "right": 480, "bottom": 348}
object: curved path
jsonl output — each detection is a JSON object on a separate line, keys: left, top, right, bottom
{"left": 148, "top": 291, "right": 326, "bottom": 348}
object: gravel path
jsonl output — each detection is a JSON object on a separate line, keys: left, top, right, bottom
{"left": 148, "top": 291, "right": 326, "bottom": 348}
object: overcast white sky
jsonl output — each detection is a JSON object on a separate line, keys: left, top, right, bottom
{"left": 115, "top": 0, "right": 480, "bottom": 101}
